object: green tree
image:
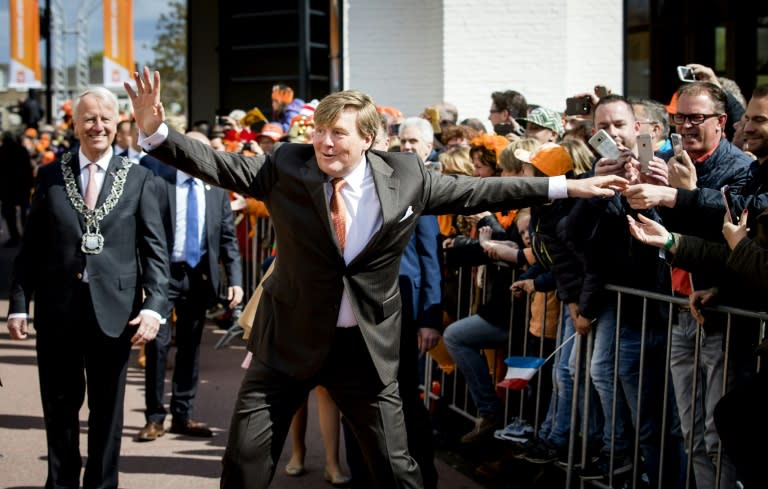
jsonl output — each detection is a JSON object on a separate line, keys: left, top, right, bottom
{"left": 147, "top": 1, "right": 187, "bottom": 117}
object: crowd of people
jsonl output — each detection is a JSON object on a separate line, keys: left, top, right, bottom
{"left": 2, "top": 61, "right": 767, "bottom": 489}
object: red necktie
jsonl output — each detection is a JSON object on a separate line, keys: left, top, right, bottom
{"left": 330, "top": 178, "right": 347, "bottom": 250}
{"left": 84, "top": 163, "right": 99, "bottom": 209}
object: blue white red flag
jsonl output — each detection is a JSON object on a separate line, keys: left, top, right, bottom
{"left": 496, "top": 332, "right": 577, "bottom": 390}
{"left": 496, "top": 356, "right": 546, "bottom": 390}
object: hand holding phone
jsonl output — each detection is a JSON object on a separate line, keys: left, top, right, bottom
{"left": 565, "top": 96, "right": 592, "bottom": 116}
{"left": 721, "top": 185, "right": 738, "bottom": 223}
{"left": 677, "top": 65, "right": 696, "bottom": 83}
{"left": 588, "top": 129, "right": 621, "bottom": 160}
{"left": 637, "top": 133, "right": 654, "bottom": 173}
{"left": 670, "top": 133, "right": 683, "bottom": 156}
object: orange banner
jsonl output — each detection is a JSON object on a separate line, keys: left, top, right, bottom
{"left": 9, "top": 0, "right": 42, "bottom": 88}
{"left": 103, "top": 0, "right": 134, "bottom": 87}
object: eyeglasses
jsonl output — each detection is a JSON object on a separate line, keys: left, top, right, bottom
{"left": 489, "top": 109, "right": 501, "bottom": 114}
{"left": 672, "top": 113, "right": 721, "bottom": 125}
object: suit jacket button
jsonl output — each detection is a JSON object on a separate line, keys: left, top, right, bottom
{"left": 76, "top": 272, "right": 83, "bottom": 280}
{"left": 201, "top": 274, "right": 208, "bottom": 281}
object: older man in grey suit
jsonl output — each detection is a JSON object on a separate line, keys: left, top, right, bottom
{"left": 126, "top": 67, "right": 626, "bottom": 489}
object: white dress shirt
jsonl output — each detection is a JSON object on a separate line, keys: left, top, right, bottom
{"left": 172, "top": 171, "right": 207, "bottom": 263}
{"left": 331, "top": 158, "right": 382, "bottom": 327}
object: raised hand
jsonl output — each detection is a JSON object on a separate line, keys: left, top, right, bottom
{"left": 124, "top": 66, "right": 165, "bottom": 136}
{"left": 627, "top": 213, "right": 669, "bottom": 249}
{"left": 623, "top": 183, "right": 677, "bottom": 210}
{"left": 668, "top": 150, "right": 697, "bottom": 189}
{"left": 723, "top": 208, "right": 749, "bottom": 250}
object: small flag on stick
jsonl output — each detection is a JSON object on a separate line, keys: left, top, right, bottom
{"left": 497, "top": 332, "right": 577, "bottom": 390}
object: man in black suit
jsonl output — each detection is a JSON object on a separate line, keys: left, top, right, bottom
{"left": 6, "top": 86, "right": 168, "bottom": 489}
{"left": 127, "top": 67, "right": 626, "bottom": 489}
{"left": 137, "top": 131, "right": 243, "bottom": 441}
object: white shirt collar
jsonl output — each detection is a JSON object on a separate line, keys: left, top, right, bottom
{"left": 335, "top": 156, "right": 368, "bottom": 191}
{"left": 79, "top": 147, "right": 113, "bottom": 172}
{"left": 176, "top": 170, "right": 201, "bottom": 185}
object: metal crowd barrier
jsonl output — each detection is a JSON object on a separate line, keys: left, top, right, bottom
{"left": 424, "top": 263, "right": 766, "bottom": 489}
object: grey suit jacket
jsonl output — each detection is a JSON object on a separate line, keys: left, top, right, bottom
{"left": 150, "top": 129, "right": 549, "bottom": 382}
{"left": 8, "top": 152, "right": 169, "bottom": 337}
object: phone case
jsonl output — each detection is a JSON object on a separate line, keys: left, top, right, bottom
{"left": 670, "top": 133, "right": 683, "bottom": 156}
{"left": 637, "top": 133, "right": 654, "bottom": 172}
{"left": 588, "top": 130, "right": 621, "bottom": 159}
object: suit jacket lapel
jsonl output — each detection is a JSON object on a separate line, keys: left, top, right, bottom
{"left": 96, "top": 156, "right": 122, "bottom": 209}
{"left": 349, "top": 153, "right": 398, "bottom": 263}
{"left": 301, "top": 156, "right": 339, "bottom": 248}
{"left": 68, "top": 153, "right": 87, "bottom": 229}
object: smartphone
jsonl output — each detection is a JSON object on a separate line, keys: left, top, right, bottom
{"left": 637, "top": 133, "right": 654, "bottom": 173}
{"left": 721, "top": 185, "right": 738, "bottom": 223}
{"left": 588, "top": 129, "right": 621, "bottom": 160}
{"left": 670, "top": 133, "right": 683, "bottom": 156}
{"left": 677, "top": 65, "right": 696, "bottom": 83}
{"left": 565, "top": 96, "right": 592, "bottom": 116}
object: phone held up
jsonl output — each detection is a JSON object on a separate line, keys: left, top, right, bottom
{"left": 677, "top": 65, "right": 696, "bottom": 83}
{"left": 637, "top": 133, "right": 654, "bottom": 174}
{"left": 588, "top": 129, "right": 621, "bottom": 160}
{"left": 565, "top": 96, "right": 592, "bottom": 116}
{"left": 670, "top": 133, "right": 683, "bottom": 157}
{"left": 720, "top": 184, "right": 739, "bottom": 224}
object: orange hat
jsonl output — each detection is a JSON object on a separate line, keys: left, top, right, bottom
{"left": 256, "top": 123, "right": 285, "bottom": 142}
{"left": 665, "top": 92, "right": 678, "bottom": 114}
{"left": 470, "top": 134, "right": 510, "bottom": 164}
{"left": 514, "top": 143, "right": 573, "bottom": 177}
{"left": 272, "top": 85, "right": 294, "bottom": 105}
{"left": 376, "top": 105, "right": 403, "bottom": 119}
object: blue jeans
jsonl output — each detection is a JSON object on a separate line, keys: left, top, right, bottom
{"left": 587, "top": 305, "right": 632, "bottom": 456}
{"left": 443, "top": 314, "right": 508, "bottom": 418}
{"left": 670, "top": 310, "right": 738, "bottom": 489}
{"left": 540, "top": 308, "right": 580, "bottom": 447}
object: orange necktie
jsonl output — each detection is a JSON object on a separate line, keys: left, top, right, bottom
{"left": 330, "top": 178, "right": 346, "bottom": 250}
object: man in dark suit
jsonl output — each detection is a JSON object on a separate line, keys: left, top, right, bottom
{"left": 127, "top": 67, "right": 626, "bottom": 489}
{"left": 137, "top": 131, "right": 244, "bottom": 441}
{"left": 6, "top": 86, "right": 168, "bottom": 489}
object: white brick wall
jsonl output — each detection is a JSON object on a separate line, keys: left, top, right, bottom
{"left": 345, "top": 0, "right": 623, "bottom": 129}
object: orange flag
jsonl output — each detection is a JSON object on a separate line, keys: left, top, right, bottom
{"left": 9, "top": 0, "right": 42, "bottom": 88}
{"left": 103, "top": 0, "right": 134, "bottom": 87}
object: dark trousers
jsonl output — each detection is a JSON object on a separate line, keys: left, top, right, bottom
{"left": 1, "top": 200, "right": 25, "bottom": 241}
{"left": 36, "top": 284, "right": 132, "bottom": 489}
{"left": 145, "top": 261, "right": 210, "bottom": 424}
{"left": 343, "top": 321, "right": 438, "bottom": 489}
{"left": 220, "top": 326, "right": 423, "bottom": 489}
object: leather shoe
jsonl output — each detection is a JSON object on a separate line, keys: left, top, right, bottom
{"left": 136, "top": 422, "right": 165, "bottom": 442}
{"left": 169, "top": 419, "right": 213, "bottom": 437}
{"left": 324, "top": 469, "right": 351, "bottom": 487}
